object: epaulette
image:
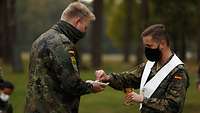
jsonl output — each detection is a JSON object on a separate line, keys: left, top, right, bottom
{"left": 169, "top": 64, "right": 188, "bottom": 82}
{"left": 170, "top": 64, "right": 185, "bottom": 76}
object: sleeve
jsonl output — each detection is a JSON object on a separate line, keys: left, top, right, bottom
{"left": 108, "top": 63, "right": 145, "bottom": 90}
{"left": 39, "top": 43, "right": 93, "bottom": 96}
{"left": 142, "top": 69, "right": 189, "bottom": 113}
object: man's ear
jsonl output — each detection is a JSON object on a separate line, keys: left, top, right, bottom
{"left": 74, "top": 17, "right": 81, "bottom": 26}
{"left": 160, "top": 40, "right": 166, "bottom": 49}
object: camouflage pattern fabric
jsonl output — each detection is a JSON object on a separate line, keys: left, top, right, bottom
{"left": 24, "top": 21, "right": 93, "bottom": 113}
{"left": 108, "top": 57, "right": 189, "bottom": 113}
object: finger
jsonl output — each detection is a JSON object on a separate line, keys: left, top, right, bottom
{"left": 96, "top": 70, "right": 103, "bottom": 74}
{"left": 99, "top": 70, "right": 105, "bottom": 76}
{"left": 127, "top": 93, "right": 133, "bottom": 96}
{"left": 96, "top": 70, "right": 100, "bottom": 72}
{"left": 98, "top": 70, "right": 104, "bottom": 72}
{"left": 95, "top": 71, "right": 98, "bottom": 76}
{"left": 96, "top": 70, "right": 102, "bottom": 74}
{"left": 98, "top": 87, "right": 105, "bottom": 92}
{"left": 127, "top": 95, "right": 133, "bottom": 101}
{"left": 125, "top": 95, "right": 132, "bottom": 100}
{"left": 100, "top": 85, "right": 106, "bottom": 88}
{"left": 95, "top": 70, "right": 100, "bottom": 76}
{"left": 125, "top": 97, "right": 133, "bottom": 103}
{"left": 98, "top": 71, "right": 105, "bottom": 77}
{"left": 126, "top": 92, "right": 134, "bottom": 98}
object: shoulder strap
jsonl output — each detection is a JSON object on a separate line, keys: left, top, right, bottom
{"left": 139, "top": 54, "right": 183, "bottom": 109}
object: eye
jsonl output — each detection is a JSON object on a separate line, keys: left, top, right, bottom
{"left": 145, "top": 44, "right": 151, "bottom": 48}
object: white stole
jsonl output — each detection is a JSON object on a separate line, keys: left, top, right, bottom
{"left": 139, "top": 54, "right": 183, "bottom": 109}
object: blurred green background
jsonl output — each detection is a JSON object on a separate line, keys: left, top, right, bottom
{"left": 1, "top": 55, "right": 200, "bottom": 113}
{"left": 1, "top": 0, "right": 200, "bottom": 113}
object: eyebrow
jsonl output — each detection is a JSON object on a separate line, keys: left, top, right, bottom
{"left": 145, "top": 44, "right": 151, "bottom": 47}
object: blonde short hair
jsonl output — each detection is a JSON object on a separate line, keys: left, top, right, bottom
{"left": 61, "top": 2, "right": 95, "bottom": 22}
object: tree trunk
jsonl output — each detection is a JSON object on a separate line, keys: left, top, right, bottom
{"left": 173, "top": 26, "right": 186, "bottom": 61}
{"left": 0, "top": 0, "right": 7, "bottom": 60}
{"left": 197, "top": 35, "right": 200, "bottom": 63}
{"left": 90, "top": 0, "right": 103, "bottom": 69}
{"left": 123, "top": 0, "right": 133, "bottom": 63}
{"left": 6, "top": 0, "right": 15, "bottom": 62}
{"left": 180, "top": 34, "right": 186, "bottom": 61}
{"left": 9, "top": 0, "right": 23, "bottom": 72}
{"left": 137, "top": 0, "right": 149, "bottom": 64}
{"left": 0, "top": 0, "right": 23, "bottom": 72}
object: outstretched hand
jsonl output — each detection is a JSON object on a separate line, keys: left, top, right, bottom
{"left": 86, "top": 80, "right": 109, "bottom": 93}
{"left": 91, "top": 82, "right": 106, "bottom": 93}
{"left": 95, "top": 70, "right": 111, "bottom": 82}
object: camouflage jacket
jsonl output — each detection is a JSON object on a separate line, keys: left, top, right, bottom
{"left": 24, "top": 21, "right": 93, "bottom": 113}
{"left": 108, "top": 56, "right": 189, "bottom": 113}
{"left": 0, "top": 99, "right": 13, "bottom": 113}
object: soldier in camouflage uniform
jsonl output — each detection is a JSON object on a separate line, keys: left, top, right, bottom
{"left": 0, "top": 68, "right": 14, "bottom": 113}
{"left": 0, "top": 81, "right": 14, "bottom": 113}
{"left": 96, "top": 24, "right": 189, "bottom": 113}
{"left": 24, "top": 2, "right": 106, "bottom": 113}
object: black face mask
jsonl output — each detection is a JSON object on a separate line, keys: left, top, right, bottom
{"left": 144, "top": 46, "right": 161, "bottom": 62}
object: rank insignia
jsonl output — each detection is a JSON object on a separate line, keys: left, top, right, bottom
{"left": 70, "top": 56, "right": 78, "bottom": 72}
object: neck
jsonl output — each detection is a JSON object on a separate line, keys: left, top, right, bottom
{"left": 52, "top": 20, "right": 85, "bottom": 44}
{"left": 158, "top": 48, "right": 172, "bottom": 65}
{"left": 62, "top": 19, "right": 76, "bottom": 28}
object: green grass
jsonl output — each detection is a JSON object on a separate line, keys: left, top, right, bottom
{"left": 1, "top": 58, "right": 200, "bottom": 113}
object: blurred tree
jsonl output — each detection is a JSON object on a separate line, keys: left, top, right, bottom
{"left": 153, "top": 0, "right": 194, "bottom": 61}
{"left": 105, "top": 0, "right": 125, "bottom": 47}
{"left": 105, "top": 0, "right": 141, "bottom": 63}
{"left": 0, "top": 0, "right": 23, "bottom": 72}
{"left": 90, "top": 0, "right": 103, "bottom": 68}
{"left": 0, "top": 0, "right": 7, "bottom": 60}
{"left": 198, "top": 36, "right": 200, "bottom": 62}
{"left": 16, "top": 0, "right": 50, "bottom": 53}
{"left": 136, "top": 0, "right": 149, "bottom": 64}
{"left": 9, "top": 0, "right": 23, "bottom": 72}
{"left": 196, "top": 0, "right": 200, "bottom": 63}
{"left": 123, "top": 0, "right": 134, "bottom": 62}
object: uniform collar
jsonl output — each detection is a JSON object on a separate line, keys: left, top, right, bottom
{"left": 52, "top": 20, "right": 85, "bottom": 44}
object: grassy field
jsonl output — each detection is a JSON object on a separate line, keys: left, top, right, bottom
{"left": 1, "top": 56, "right": 200, "bottom": 113}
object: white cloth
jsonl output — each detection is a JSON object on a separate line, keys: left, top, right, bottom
{"left": 139, "top": 54, "right": 183, "bottom": 109}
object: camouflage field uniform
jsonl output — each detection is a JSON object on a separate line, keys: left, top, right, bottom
{"left": 108, "top": 55, "right": 189, "bottom": 113}
{"left": 24, "top": 21, "right": 93, "bottom": 113}
{"left": 0, "top": 100, "right": 13, "bottom": 113}
{"left": 0, "top": 68, "right": 12, "bottom": 113}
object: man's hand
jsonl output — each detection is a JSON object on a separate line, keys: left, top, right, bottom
{"left": 95, "top": 70, "right": 111, "bottom": 82}
{"left": 125, "top": 91, "right": 144, "bottom": 103}
{"left": 91, "top": 82, "right": 106, "bottom": 93}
